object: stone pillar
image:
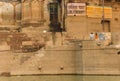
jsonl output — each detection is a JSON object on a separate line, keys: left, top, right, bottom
{"left": 15, "top": 3, "right": 22, "bottom": 22}
{"left": 11, "top": 2, "right": 20, "bottom": 25}
{"left": 40, "top": 0, "right": 44, "bottom": 21}
{"left": 0, "top": 2, "right": 3, "bottom": 24}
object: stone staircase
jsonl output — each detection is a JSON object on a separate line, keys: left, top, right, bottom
{"left": 10, "top": 39, "right": 120, "bottom": 75}
{"left": 81, "top": 40, "right": 102, "bottom": 49}
{"left": 11, "top": 46, "right": 77, "bottom": 75}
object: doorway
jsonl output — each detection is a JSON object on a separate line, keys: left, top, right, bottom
{"left": 104, "top": 20, "right": 110, "bottom": 32}
{"left": 102, "top": 20, "right": 111, "bottom": 32}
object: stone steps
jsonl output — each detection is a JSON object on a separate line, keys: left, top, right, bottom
{"left": 82, "top": 40, "right": 101, "bottom": 49}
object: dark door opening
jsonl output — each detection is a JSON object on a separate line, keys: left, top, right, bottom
{"left": 101, "top": 20, "right": 111, "bottom": 32}
{"left": 104, "top": 20, "right": 111, "bottom": 32}
{"left": 49, "top": 3, "right": 61, "bottom": 32}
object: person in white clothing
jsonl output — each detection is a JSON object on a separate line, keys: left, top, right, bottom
{"left": 89, "top": 32, "right": 94, "bottom": 40}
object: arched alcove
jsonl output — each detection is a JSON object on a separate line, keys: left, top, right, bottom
{"left": 22, "top": 0, "right": 44, "bottom": 26}
{"left": 22, "top": 0, "right": 31, "bottom": 21}
{"left": 31, "top": 0, "right": 41, "bottom": 20}
{"left": 2, "top": 3, "right": 14, "bottom": 25}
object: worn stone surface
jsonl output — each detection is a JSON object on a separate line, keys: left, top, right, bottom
{"left": 0, "top": 0, "right": 119, "bottom": 77}
{"left": 0, "top": 40, "right": 118, "bottom": 75}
